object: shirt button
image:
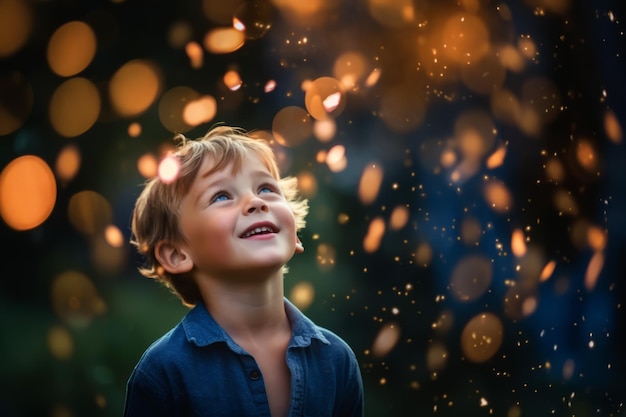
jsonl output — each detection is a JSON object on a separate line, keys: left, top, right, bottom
{"left": 249, "top": 370, "right": 260, "bottom": 380}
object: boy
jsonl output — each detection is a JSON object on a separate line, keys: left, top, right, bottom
{"left": 124, "top": 125, "right": 364, "bottom": 417}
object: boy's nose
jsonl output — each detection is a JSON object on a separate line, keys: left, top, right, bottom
{"left": 244, "top": 195, "right": 269, "bottom": 213}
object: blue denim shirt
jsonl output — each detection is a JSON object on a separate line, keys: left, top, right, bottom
{"left": 124, "top": 298, "right": 364, "bottom": 417}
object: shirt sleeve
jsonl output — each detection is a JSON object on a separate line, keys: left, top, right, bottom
{"left": 338, "top": 349, "right": 365, "bottom": 417}
{"left": 123, "top": 367, "right": 172, "bottom": 417}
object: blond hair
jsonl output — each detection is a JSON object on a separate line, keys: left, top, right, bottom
{"left": 130, "top": 126, "right": 309, "bottom": 307}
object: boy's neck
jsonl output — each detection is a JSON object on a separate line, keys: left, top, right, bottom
{"left": 198, "top": 272, "right": 289, "bottom": 340}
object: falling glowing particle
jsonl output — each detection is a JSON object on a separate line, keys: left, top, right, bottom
{"left": 264, "top": 79, "right": 277, "bottom": 93}
{"left": 480, "top": 397, "right": 488, "bottom": 407}
{"left": 415, "top": 243, "right": 433, "bottom": 267}
{"left": 587, "top": 225, "right": 607, "bottom": 251}
{"left": 518, "top": 37, "right": 537, "bottom": 59}
{"left": 363, "top": 217, "right": 385, "bottom": 253}
{"left": 486, "top": 144, "right": 507, "bottom": 169}
{"left": 326, "top": 145, "right": 347, "bottom": 172}
{"left": 365, "top": 68, "right": 381, "bottom": 87}
{"left": 137, "top": 153, "right": 159, "bottom": 178}
{"left": 322, "top": 91, "right": 342, "bottom": 113}
{"left": 389, "top": 205, "right": 410, "bottom": 230}
{"left": 521, "top": 296, "right": 538, "bottom": 316}
{"left": 128, "top": 122, "right": 142, "bottom": 137}
{"left": 539, "top": 260, "right": 556, "bottom": 282}
{"left": 371, "top": 322, "right": 401, "bottom": 357}
{"left": 511, "top": 228, "right": 527, "bottom": 257}
{"left": 203, "top": 27, "right": 245, "bottom": 54}
{"left": 604, "top": 110, "right": 623, "bottom": 143}
{"left": 562, "top": 358, "right": 575, "bottom": 380}
{"left": 315, "top": 243, "right": 336, "bottom": 271}
{"left": 584, "top": 251, "right": 604, "bottom": 291}
{"left": 440, "top": 148, "right": 457, "bottom": 168}
{"left": 223, "top": 69, "right": 243, "bottom": 91}
{"left": 358, "top": 164, "right": 383, "bottom": 205}
{"left": 185, "top": 41, "right": 204, "bottom": 68}
{"left": 296, "top": 171, "right": 318, "bottom": 198}
{"left": 337, "top": 213, "right": 350, "bottom": 224}
{"left": 55, "top": 144, "right": 81, "bottom": 183}
{"left": 313, "top": 119, "right": 337, "bottom": 142}
{"left": 289, "top": 281, "right": 315, "bottom": 310}
{"left": 158, "top": 155, "right": 180, "bottom": 184}
{"left": 483, "top": 180, "right": 512, "bottom": 213}
{"left": 304, "top": 76, "right": 346, "bottom": 120}
{"left": 233, "top": 17, "right": 245, "bottom": 31}
{"left": 575, "top": 139, "right": 599, "bottom": 173}
{"left": 104, "top": 225, "right": 124, "bottom": 248}
{"left": 183, "top": 95, "right": 217, "bottom": 126}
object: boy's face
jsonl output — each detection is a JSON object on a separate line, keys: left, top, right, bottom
{"left": 176, "top": 152, "right": 301, "bottom": 280}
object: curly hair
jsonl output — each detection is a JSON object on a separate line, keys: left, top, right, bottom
{"left": 130, "top": 126, "right": 309, "bottom": 307}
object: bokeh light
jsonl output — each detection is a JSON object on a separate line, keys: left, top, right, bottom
{"left": 67, "top": 190, "right": 113, "bottom": 237}
{"left": 0, "top": 155, "right": 56, "bottom": 230}
{"left": 203, "top": 27, "right": 246, "bottom": 54}
{"left": 109, "top": 59, "right": 162, "bottom": 117}
{"left": 272, "top": 106, "right": 312, "bottom": 146}
{"left": 0, "top": 0, "right": 32, "bottom": 58}
{"left": 460, "top": 312, "right": 504, "bottom": 363}
{"left": 49, "top": 77, "right": 101, "bottom": 137}
{"left": 51, "top": 270, "right": 106, "bottom": 327}
{"left": 55, "top": 144, "right": 81, "bottom": 184}
{"left": 233, "top": 0, "right": 274, "bottom": 40}
{"left": 47, "top": 21, "right": 97, "bottom": 77}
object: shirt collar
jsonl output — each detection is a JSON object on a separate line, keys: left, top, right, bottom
{"left": 182, "top": 298, "right": 329, "bottom": 349}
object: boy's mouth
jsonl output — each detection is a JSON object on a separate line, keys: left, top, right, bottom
{"left": 240, "top": 223, "right": 278, "bottom": 238}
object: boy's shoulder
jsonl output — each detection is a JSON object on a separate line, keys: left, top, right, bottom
{"left": 135, "top": 321, "right": 189, "bottom": 367}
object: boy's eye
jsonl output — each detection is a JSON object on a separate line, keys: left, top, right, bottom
{"left": 258, "top": 183, "right": 276, "bottom": 194}
{"left": 210, "top": 191, "right": 230, "bottom": 203}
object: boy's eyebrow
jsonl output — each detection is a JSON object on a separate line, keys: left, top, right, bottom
{"left": 194, "top": 169, "right": 277, "bottom": 204}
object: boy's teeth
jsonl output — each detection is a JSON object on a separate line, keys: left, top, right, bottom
{"left": 244, "top": 226, "right": 272, "bottom": 237}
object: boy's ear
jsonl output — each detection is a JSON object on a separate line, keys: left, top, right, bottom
{"left": 295, "top": 237, "right": 304, "bottom": 254}
{"left": 155, "top": 241, "right": 193, "bottom": 274}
